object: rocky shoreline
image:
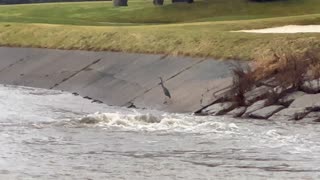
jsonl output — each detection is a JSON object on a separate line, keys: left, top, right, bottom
{"left": 196, "top": 79, "right": 320, "bottom": 123}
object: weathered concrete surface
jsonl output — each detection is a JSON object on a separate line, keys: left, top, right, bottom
{"left": 301, "top": 79, "right": 320, "bottom": 93}
{"left": 133, "top": 60, "right": 234, "bottom": 112}
{"left": 301, "top": 112, "right": 320, "bottom": 122}
{"left": 244, "top": 86, "right": 270, "bottom": 105}
{"left": 0, "top": 48, "right": 101, "bottom": 89}
{"left": 226, "top": 107, "right": 246, "bottom": 118}
{"left": 242, "top": 99, "right": 267, "bottom": 117}
{"left": 249, "top": 105, "right": 285, "bottom": 119}
{"left": 290, "top": 94, "right": 320, "bottom": 111}
{"left": 56, "top": 52, "right": 173, "bottom": 106}
{"left": 200, "top": 102, "right": 236, "bottom": 116}
{"left": 269, "top": 108, "right": 309, "bottom": 121}
{"left": 0, "top": 47, "right": 237, "bottom": 113}
{"left": 279, "top": 91, "right": 306, "bottom": 106}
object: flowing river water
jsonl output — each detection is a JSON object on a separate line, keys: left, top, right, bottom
{"left": 1, "top": 84, "right": 320, "bottom": 180}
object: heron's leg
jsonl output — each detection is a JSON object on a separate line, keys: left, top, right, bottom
{"left": 163, "top": 97, "right": 168, "bottom": 104}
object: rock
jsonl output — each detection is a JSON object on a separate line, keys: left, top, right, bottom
{"left": 269, "top": 108, "right": 310, "bottom": 121}
{"left": 279, "top": 91, "right": 306, "bottom": 106}
{"left": 72, "top": 92, "right": 79, "bottom": 96}
{"left": 83, "top": 96, "right": 92, "bottom": 100}
{"left": 92, "top": 99, "right": 103, "bottom": 104}
{"left": 201, "top": 102, "right": 236, "bottom": 116}
{"left": 242, "top": 99, "right": 267, "bottom": 117}
{"left": 272, "top": 86, "right": 286, "bottom": 95}
{"left": 244, "top": 86, "right": 270, "bottom": 105}
{"left": 226, "top": 107, "right": 246, "bottom": 118}
{"left": 124, "top": 101, "right": 136, "bottom": 108}
{"left": 301, "top": 79, "right": 320, "bottom": 93}
{"left": 79, "top": 116, "right": 100, "bottom": 124}
{"left": 249, "top": 105, "right": 285, "bottom": 119}
{"left": 290, "top": 94, "right": 320, "bottom": 111}
{"left": 300, "top": 112, "right": 320, "bottom": 122}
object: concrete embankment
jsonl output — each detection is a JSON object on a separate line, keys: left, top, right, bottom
{"left": 0, "top": 47, "right": 235, "bottom": 113}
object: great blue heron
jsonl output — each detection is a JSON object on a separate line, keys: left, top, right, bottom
{"left": 159, "top": 77, "right": 171, "bottom": 103}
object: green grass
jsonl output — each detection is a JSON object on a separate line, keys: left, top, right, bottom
{"left": 0, "top": 0, "right": 320, "bottom": 60}
{"left": 1, "top": 0, "right": 320, "bottom": 25}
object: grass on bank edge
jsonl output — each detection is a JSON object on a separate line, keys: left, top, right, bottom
{"left": 1, "top": 14, "right": 320, "bottom": 60}
{"left": 1, "top": 0, "right": 320, "bottom": 25}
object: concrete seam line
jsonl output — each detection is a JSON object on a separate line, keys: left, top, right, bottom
{"left": 49, "top": 58, "right": 102, "bottom": 90}
{"left": 0, "top": 58, "right": 25, "bottom": 73}
{"left": 123, "top": 58, "right": 207, "bottom": 106}
{"left": 166, "top": 58, "right": 207, "bottom": 82}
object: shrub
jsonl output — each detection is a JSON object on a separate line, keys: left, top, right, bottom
{"left": 228, "top": 62, "right": 255, "bottom": 106}
{"left": 227, "top": 49, "right": 320, "bottom": 106}
{"left": 253, "top": 50, "right": 320, "bottom": 90}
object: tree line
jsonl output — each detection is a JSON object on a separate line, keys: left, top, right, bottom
{"left": 0, "top": 0, "right": 108, "bottom": 4}
{"left": 0, "top": 0, "right": 282, "bottom": 6}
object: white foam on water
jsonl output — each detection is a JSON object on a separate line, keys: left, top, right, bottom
{"left": 77, "top": 111, "right": 320, "bottom": 156}
{"left": 78, "top": 112, "right": 241, "bottom": 134}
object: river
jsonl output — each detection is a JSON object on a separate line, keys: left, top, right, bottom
{"left": 0, "top": 84, "right": 320, "bottom": 179}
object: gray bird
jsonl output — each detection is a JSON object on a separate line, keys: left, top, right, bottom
{"left": 159, "top": 77, "right": 171, "bottom": 99}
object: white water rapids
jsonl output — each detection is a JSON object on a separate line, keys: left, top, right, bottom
{"left": 0, "top": 85, "right": 320, "bottom": 179}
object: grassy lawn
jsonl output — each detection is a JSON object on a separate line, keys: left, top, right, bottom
{"left": 0, "top": 0, "right": 319, "bottom": 60}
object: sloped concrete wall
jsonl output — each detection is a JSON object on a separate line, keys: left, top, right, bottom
{"left": 0, "top": 47, "right": 236, "bottom": 113}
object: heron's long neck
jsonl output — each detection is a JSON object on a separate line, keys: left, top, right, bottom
{"left": 160, "top": 79, "right": 165, "bottom": 87}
